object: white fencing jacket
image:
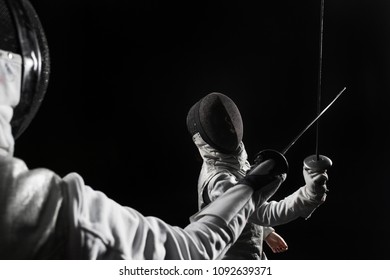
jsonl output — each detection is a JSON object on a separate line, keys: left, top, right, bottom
{"left": 0, "top": 156, "right": 257, "bottom": 259}
{"left": 193, "top": 133, "right": 326, "bottom": 259}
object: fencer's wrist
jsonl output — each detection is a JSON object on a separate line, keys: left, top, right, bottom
{"left": 304, "top": 183, "right": 327, "bottom": 201}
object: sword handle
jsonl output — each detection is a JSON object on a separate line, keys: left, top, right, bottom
{"left": 303, "top": 154, "right": 332, "bottom": 172}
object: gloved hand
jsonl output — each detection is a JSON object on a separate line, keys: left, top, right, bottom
{"left": 239, "top": 159, "right": 286, "bottom": 207}
{"left": 303, "top": 166, "right": 329, "bottom": 200}
{"left": 240, "top": 149, "right": 288, "bottom": 190}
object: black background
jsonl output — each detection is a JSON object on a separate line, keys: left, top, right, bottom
{"left": 17, "top": 0, "right": 390, "bottom": 259}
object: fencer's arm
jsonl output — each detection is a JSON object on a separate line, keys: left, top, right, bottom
{"left": 248, "top": 167, "right": 328, "bottom": 227}
{"left": 0, "top": 157, "right": 257, "bottom": 259}
{"left": 249, "top": 187, "right": 321, "bottom": 227}
{"left": 64, "top": 174, "right": 257, "bottom": 260}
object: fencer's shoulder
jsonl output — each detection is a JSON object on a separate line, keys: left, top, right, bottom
{"left": 0, "top": 156, "right": 58, "bottom": 183}
{"left": 0, "top": 157, "right": 66, "bottom": 259}
{"left": 0, "top": 156, "right": 27, "bottom": 172}
{"left": 0, "top": 156, "right": 84, "bottom": 190}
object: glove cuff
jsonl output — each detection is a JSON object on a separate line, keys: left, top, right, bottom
{"left": 304, "top": 184, "right": 328, "bottom": 202}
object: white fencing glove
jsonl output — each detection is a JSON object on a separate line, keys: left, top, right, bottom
{"left": 303, "top": 166, "right": 328, "bottom": 201}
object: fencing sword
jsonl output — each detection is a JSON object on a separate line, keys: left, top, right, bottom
{"left": 254, "top": 87, "right": 347, "bottom": 175}
{"left": 254, "top": 0, "right": 346, "bottom": 175}
{"left": 282, "top": 87, "right": 347, "bottom": 155}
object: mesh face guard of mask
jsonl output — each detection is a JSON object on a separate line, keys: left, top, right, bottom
{"left": 0, "top": 0, "right": 50, "bottom": 138}
{"left": 186, "top": 92, "right": 244, "bottom": 154}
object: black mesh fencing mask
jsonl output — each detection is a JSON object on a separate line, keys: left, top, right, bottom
{"left": 0, "top": 0, "right": 50, "bottom": 138}
{"left": 187, "top": 92, "right": 243, "bottom": 153}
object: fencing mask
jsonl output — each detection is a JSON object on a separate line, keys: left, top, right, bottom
{"left": 0, "top": 0, "right": 50, "bottom": 139}
{"left": 187, "top": 92, "right": 243, "bottom": 153}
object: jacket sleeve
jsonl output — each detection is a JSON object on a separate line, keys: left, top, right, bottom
{"left": 63, "top": 173, "right": 255, "bottom": 260}
{"left": 263, "top": 226, "right": 275, "bottom": 238}
{"left": 198, "top": 167, "right": 325, "bottom": 232}
{"left": 0, "top": 157, "right": 66, "bottom": 259}
{"left": 0, "top": 156, "right": 256, "bottom": 260}
{"left": 249, "top": 185, "right": 326, "bottom": 227}
{"left": 206, "top": 172, "right": 237, "bottom": 202}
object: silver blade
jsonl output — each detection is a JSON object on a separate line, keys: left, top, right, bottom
{"left": 281, "top": 87, "right": 347, "bottom": 155}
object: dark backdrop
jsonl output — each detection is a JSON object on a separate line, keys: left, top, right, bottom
{"left": 17, "top": 0, "right": 390, "bottom": 259}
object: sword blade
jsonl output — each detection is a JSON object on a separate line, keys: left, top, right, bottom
{"left": 281, "top": 87, "right": 347, "bottom": 155}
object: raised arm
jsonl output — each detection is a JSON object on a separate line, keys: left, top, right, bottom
{"left": 249, "top": 166, "right": 328, "bottom": 226}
